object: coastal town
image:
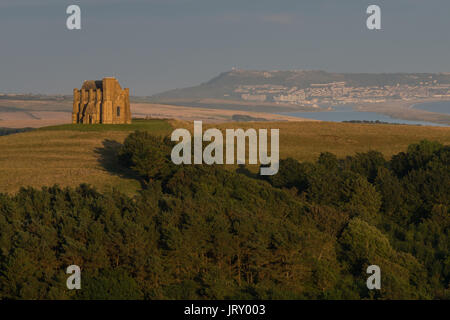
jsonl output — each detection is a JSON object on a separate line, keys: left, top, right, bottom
{"left": 236, "top": 80, "right": 450, "bottom": 107}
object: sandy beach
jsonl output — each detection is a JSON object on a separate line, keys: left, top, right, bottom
{"left": 355, "top": 98, "right": 450, "bottom": 125}
{"left": 0, "top": 99, "right": 314, "bottom": 128}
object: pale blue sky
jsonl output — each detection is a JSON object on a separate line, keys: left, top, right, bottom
{"left": 1, "top": 0, "right": 449, "bottom": 95}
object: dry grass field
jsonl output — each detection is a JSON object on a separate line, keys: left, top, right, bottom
{"left": 0, "top": 120, "right": 172, "bottom": 195}
{"left": 0, "top": 99, "right": 306, "bottom": 128}
{"left": 202, "top": 121, "right": 450, "bottom": 162}
{"left": 0, "top": 119, "right": 448, "bottom": 195}
{"left": 131, "top": 102, "right": 309, "bottom": 122}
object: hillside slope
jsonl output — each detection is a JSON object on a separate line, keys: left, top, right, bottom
{"left": 150, "top": 69, "right": 450, "bottom": 101}
{"left": 0, "top": 119, "right": 448, "bottom": 195}
{"left": 0, "top": 120, "right": 172, "bottom": 195}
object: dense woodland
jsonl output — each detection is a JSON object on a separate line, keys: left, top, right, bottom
{"left": 0, "top": 131, "right": 448, "bottom": 299}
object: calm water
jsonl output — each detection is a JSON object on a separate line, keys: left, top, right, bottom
{"left": 283, "top": 106, "right": 447, "bottom": 127}
{"left": 412, "top": 101, "right": 450, "bottom": 115}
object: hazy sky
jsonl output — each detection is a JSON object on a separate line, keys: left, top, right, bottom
{"left": 1, "top": 0, "right": 450, "bottom": 95}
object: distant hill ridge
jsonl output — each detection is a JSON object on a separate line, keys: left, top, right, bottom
{"left": 150, "top": 69, "right": 450, "bottom": 101}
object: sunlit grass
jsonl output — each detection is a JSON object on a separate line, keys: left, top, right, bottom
{"left": 0, "top": 119, "right": 173, "bottom": 195}
{"left": 0, "top": 120, "right": 448, "bottom": 194}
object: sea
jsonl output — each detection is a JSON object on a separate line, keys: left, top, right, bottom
{"left": 283, "top": 103, "right": 450, "bottom": 127}
{"left": 411, "top": 101, "right": 450, "bottom": 115}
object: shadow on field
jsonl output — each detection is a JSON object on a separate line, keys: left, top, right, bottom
{"left": 95, "top": 139, "right": 146, "bottom": 189}
{"left": 236, "top": 164, "right": 260, "bottom": 179}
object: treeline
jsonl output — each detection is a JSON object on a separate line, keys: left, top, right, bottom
{"left": 0, "top": 132, "right": 448, "bottom": 299}
{"left": 342, "top": 120, "right": 406, "bottom": 125}
{"left": 0, "top": 127, "right": 33, "bottom": 137}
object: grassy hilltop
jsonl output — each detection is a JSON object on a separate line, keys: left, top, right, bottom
{"left": 0, "top": 119, "right": 449, "bottom": 195}
{"left": 0, "top": 120, "right": 172, "bottom": 195}
{"left": 0, "top": 119, "right": 449, "bottom": 300}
